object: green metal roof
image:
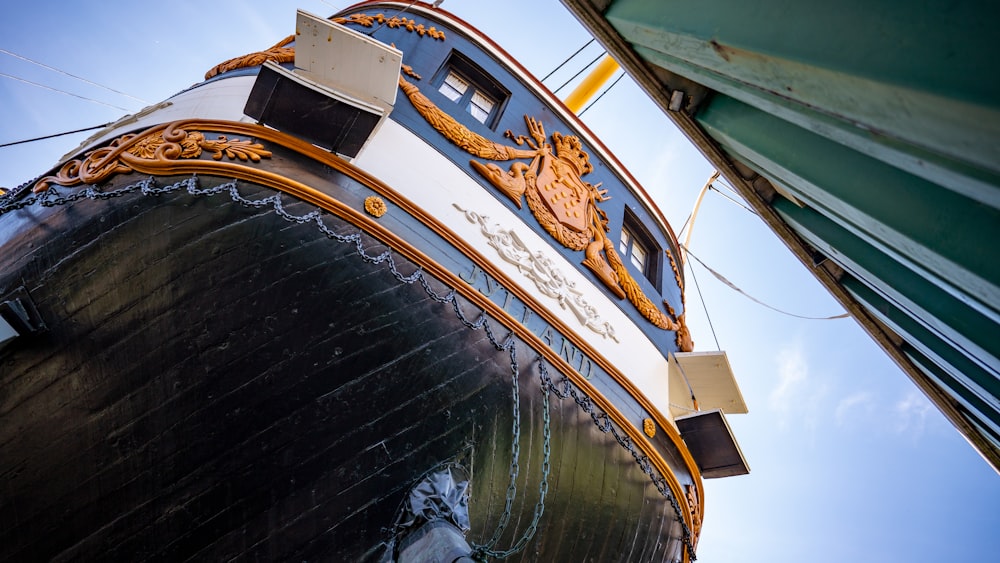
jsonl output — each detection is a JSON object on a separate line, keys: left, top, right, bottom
{"left": 561, "top": 0, "right": 1000, "bottom": 470}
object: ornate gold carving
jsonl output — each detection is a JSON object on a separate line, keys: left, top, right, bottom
{"left": 34, "top": 124, "right": 271, "bottom": 192}
{"left": 333, "top": 13, "right": 446, "bottom": 40}
{"left": 206, "top": 35, "right": 295, "bottom": 79}
{"left": 643, "top": 418, "right": 656, "bottom": 438}
{"left": 205, "top": 13, "right": 444, "bottom": 79}
{"left": 398, "top": 75, "right": 678, "bottom": 332}
{"left": 663, "top": 248, "right": 694, "bottom": 350}
{"left": 663, "top": 300, "right": 693, "bottom": 352}
{"left": 401, "top": 62, "right": 422, "bottom": 80}
{"left": 686, "top": 484, "right": 703, "bottom": 548}
{"left": 398, "top": 77, "right": 535, "bottom": 161}
{"left": 674, "top": 315, "right": 693, "bottom": 352}
{"left": 455, "top": 204, "right": 619, "bottom": 341}
{"left": 19, "top": 117, "right": 704, "bottom": 505}
{"left": 364, "top": 195, "right": 387, "bottom": 217}
{"left": 666, "top": 247, "right": 683, "bottom": 291}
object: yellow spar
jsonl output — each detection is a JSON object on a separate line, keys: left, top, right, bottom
{"left": 563, "top": 55, "right": 619, "bottom": 113}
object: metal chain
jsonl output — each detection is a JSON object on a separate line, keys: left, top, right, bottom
{"left": 468, "top": 354, "right": 552, "bottom": 561}
{"left": 472, "top": 346, "right": 521, "bottom": 555}
{"left": 2, "top": 175, "right": 690, "bottom": 560}
{"left": 473, "top": 361, "right": 552, "bottom": 560}
{"left": 538, "top": 364, "right": 697, "bottom": 560}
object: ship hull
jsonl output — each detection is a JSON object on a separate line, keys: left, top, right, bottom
{"left": 0, "top": 3, "right": 718, "bottom": 560}
{"left": 1, "top": 171, "right": 690, "bottom": 561}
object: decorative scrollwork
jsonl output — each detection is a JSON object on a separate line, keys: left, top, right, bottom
{"left": 455, "top": 205, "right": 619, "bottom": 341}
{"left": 335, "top": 13, "right": 446, "bottom": 39}
{"left": 205, "top": 35, "right": 295, "bottom": 79}
{"left": 686, "top": 484, "right": 702, "bottom": 549}
{"left": 34, "top": 124, "right": 271, "bottom": 192}
{"left": 400, "top": 76, "right": 682, "bottom": 336}
{"left": 666, "top": 247, "right": 683, "bottom": 291}
{"left": 658, "top": 249, "right": 692, "bottom": 350}
{"left": 200, "top": 135, "right": 271, "bottom": 162}
{"left": 662, "top": 299, "right": 693, "bottom": 352}
{"left": 205, "top": 13, "right": 444, "bottom": 79}
{"left": 401, "top": 62, "right": 422, "bottom": 80}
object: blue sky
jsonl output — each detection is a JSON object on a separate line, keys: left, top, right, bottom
{"left": 2, "top": 1, "right": 997, "bottom": 561}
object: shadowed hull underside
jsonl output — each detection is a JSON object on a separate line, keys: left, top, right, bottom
{"left": 0, "top": 174, "right": 686, "bottom": 562}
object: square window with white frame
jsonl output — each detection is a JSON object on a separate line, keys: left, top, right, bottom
{"left": 432, "top": 52, "right": 509, "bottom": 128}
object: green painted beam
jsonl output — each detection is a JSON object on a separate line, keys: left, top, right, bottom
{"left": 606, "top": 0, "right": 1000, "bottom": 208}
{"left": 695, "top": 94, "right": 1000, "bottom": 323}
{"left": 902, "top": 340, "right": 1000, "bottom": 445}
{"left": 605, "top": 0, "right": 998, "bottom": 99}
{"left": 578, "top": 0, "right": 1000, "bottom": 465}
{"left": 838, "top": 275, "right": 1000, "bottom": 440}
{"left": 771, "top": 198, "right": 1000, "bottom": 410}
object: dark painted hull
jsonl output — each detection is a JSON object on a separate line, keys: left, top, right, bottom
{"left": 0, "top": 173, "right": 688, "bottom": 561}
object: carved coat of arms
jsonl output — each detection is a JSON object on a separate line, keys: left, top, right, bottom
{"left": 468, "top": 116, "right": 626, "bottom": 301}
{"left": 198, "top": 12, "right": 689, "bottom": 349}
{"left": 397, "top": 74, "right": 691, "bottom": 350}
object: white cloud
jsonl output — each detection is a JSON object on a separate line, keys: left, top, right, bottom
{"left": 768, "top": 343, "right": 827, "bottom": 435}
{"left": 834, "top": 391, "right": 875, "bottom": 426}
{"left": 892, "top": 389, "right": 933, "bottom": 439}
{"left": 769, "top": 344, "right": 808, "bottom": 415}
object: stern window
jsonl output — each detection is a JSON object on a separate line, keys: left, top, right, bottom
{"left": 433, "top": 51, "right": 509, "bottom": 128}
{"left": 620, "top": 228, "right": 649, "bottom": 272}
{"left": 468, "top": 90, "right": 496, "bottom": 123}
{"left": 437, "top": 70, "right": 498, "bottom": 125}
{"left": 439, "top": 72, "right": 469, "bottom": 102}
{"left": 619, "top": 210, "right": 661, "bottom": 290}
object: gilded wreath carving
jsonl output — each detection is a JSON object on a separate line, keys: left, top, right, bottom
{"left": 33, "top": 124, "right": 271, "bottom": 192}
{"left": 205, "top": 34, "right": 295, "bottom": 79}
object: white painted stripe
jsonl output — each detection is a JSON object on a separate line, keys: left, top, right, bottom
{"left": 70, "top": 76, "right": 258, "bottom": 153}
{"left": 356, "top": 120, "right": 674, "bottom": 419}
{"left": 63, "top": 69, "right": 678, "bottom": 422}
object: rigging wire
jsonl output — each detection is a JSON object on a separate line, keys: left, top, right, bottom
{"left": 683, "top": 245, "right": 850, "bottom": 321}
{"left": 712, "top": 177, "right": 760, "bottom": 212}
{"left": 552, "top": 51, "right": 606, "bottom": 95}
{"left": 712, "top": 176, "right": 743, "bottom": 199}
{"left": 578, "top": 70, "right": 625, "bottom": 116}
{"left": 677, "top": 212, "right": 693, "bottom": 243}
{"left": 541, "top": 38, "right": 596, "bottom": 82}
{"left": 709, "top": 185, "right": 757, "bottom": 215}
{"left": 677, "top": 175, "right": 756, "bottom": 242}
{"left": 670, "top": 353, "right": 700, "bottom": 411}
{"left": 0, "top": 72, "right": 133, "bottom": 112}
{"left": 685, "top": 253, "right": 722, "bottom": 351}
{"left": 0, "top": 48, "right": 150, "bottom": 105}
{"left": 0, "top": 123, "right": 113, "bottom": 149}
{"left": 314, "top": 0, "right": 344, "bottom": 12}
